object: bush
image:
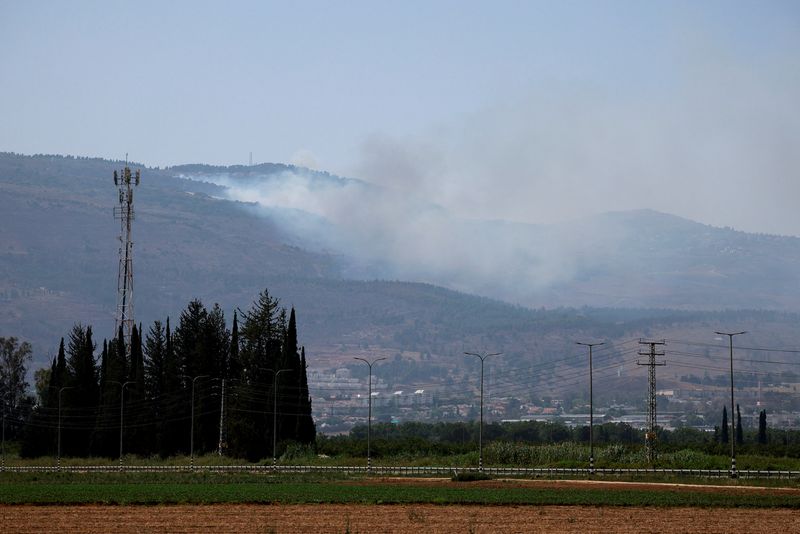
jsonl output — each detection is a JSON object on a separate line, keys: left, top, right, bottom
{"left": 451, "top": 471, "right": 492, "bottom": 482}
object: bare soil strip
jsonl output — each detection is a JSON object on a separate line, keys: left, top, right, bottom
{"left": 352, "top": 476, "right": 800, "bottom": 495}
{"left": 2, "top": 504, "right": 797, "bottom": 533}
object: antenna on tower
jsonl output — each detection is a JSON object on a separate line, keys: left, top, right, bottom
{"left": 249, "top": 151, "right": 253, "bottom": 167}
{"left": 113, "top": 160, "right": 140, "bottom": 357}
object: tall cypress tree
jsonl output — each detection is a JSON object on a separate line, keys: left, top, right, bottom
{"left": 20, "top": 340, "right": 65, "bottom": 458}
{"left": 721, "top": 406, "right": 729, "bottom": 444}
{"left": 279, "top": 308, "right": 300, "bottom": 444}
{"left": 64, "top": 324, "right": 98, "bottom": 456}
{"left": 161, "top": 316, "right": 185, "bottom": 456}
{"left": 758, "top": 410, "right": 768, "bottom": 445}
{"left": 126, "top": 324, "right": 147, "bottom": 454}
{"left": 94, "top": 328, "right": 127, "bottom": 457}
{"left": 296, "top": 346, "right": 316, "bottom": 444}
{"left": 736, "top": 404, "right": 743, "bottom": 445}
{"left": 198, "top": 303, "right": 228, "bottom": 453}
{"left": 228, "top": 311, "right": 240, "bottom": 380}
{"left": 144, "top": 320, "right": 167, "bottom": 454}
{"left": 229, "top": 289, "right": 283, "bottom": 460}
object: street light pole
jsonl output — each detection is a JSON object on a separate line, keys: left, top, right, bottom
{"left": 716, "top": 330, "right": 746, "bottom": 478}
{"left": 187, "top": 375, "right": 209, "bottom": 470}
{"left": 577, "top": 342, "right": 604, "bottom": 474}
{"left": 271, "top": 369, "right": 291, "bottom": 467}
{"left": 57, "top": 386, "right": 74, "bottom": 470}
{"left": 464, "top": 351, "right": 502, "bottom": 472}
{"left": 110, "top": 381, "right": 135, "bottom": 470}
{"left": 354, "top": 357, "right": 386, "bottom": 472}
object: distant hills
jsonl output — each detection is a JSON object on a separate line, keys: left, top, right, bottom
{"left": 2, "top": 152, "right": 799, "bottom": 382}
{"left": 175, "top": 159, "right": 800, "bottom": 311}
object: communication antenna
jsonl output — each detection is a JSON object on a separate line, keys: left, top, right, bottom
{"left": 113, "top": 159, "right": 140, "bottom": 357}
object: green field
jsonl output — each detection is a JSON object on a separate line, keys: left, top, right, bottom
{"left": 1, "top": 472, "right": 799, "bottom": 508}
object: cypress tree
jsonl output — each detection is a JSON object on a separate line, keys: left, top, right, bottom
{"left": 296, "top": 346, "right": 316, "bottom": 444}
{"left": 736, "top": 404, "right": 743, "bottom": 445}
{"left": 758, "top": 410, "right": 768, "bottom": 445}
{"left": 199, "top": 304, "right": 228, "bottom": 453}
{"left": 20, "top": 342, "right": 64, "bottom": 458}
{"left": 229, "top": 289, "right": 283, "bottom": 460}
{"left": 228, "top": 311, "right": 240, "bottom": 380}
{"left": 65, "top": 324, "right": 98, "bottom": 456}
{"left": 279, "top": 308, "right": 300, "bottom": 444}
{"left": 54, "top": 338, "right": 67, "bottom": 401}
{"left": 126, "top": 324, "right": 147, "bottom": 454}
{"left": 162, "top": 316, "right": 185, "bottom": 456}
{"left": 721, "top": 406, "right": 729, "bottom": 444}
{"left": 144, "top": 320, "right": 166, "bottom": 454}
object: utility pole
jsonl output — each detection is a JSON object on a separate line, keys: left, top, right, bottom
{"left": 716, "top": 330, "right": 746, "bottom": 478}
{"left": 464, "top": 351, "right": 502, "bottom": 472}
{"left": 271, "top": 369, "right": 291, "bottom": 467}
{"left": 56, "top": 386, "right": 74, "bottom": 470}
{"left": 188, "top": 375, "right": 209, "bottom": 470}
{"left": 637, "top": 339, "right": 666, "bottom": 464}
{"left": 110, "top": 381, "right": 135, "bottom": 471}
{"left": 354, "top": 357, "right": 386, "bottom": 472}
{"left": 217, "top": 378, "right": 226, "bottom": 456}
{"left": 577, "top": 342, "right": 604, "bottom": 474}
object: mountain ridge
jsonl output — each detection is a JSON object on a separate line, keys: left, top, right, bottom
{"left": 2, "top": 152, "right": 799, "bottom": 372}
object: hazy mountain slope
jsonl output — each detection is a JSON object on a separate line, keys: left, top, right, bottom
{"left": 179, "top": 164, "right": 800, "bottom": 311}
{"left": 0, "top": 153, "right": 338, "bottom": 356}
{"left": 2, "top": 153, "right": 799, "bottom": 380}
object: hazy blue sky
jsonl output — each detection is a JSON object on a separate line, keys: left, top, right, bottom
{"left": 2, "top": 1, "right": 799, "bottom": 234}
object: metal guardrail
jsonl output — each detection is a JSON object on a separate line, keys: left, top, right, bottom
{"left": 2, "top": 464, "right": 799, "bottom": 478}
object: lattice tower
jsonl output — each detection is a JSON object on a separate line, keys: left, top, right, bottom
{"left": 113, "top": 165, "right": 140, "bottom": 358}
{"left": 637, "top": 339, "right": 666, "bottom": 464}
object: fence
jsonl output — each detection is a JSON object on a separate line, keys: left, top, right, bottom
{"left": 3, "top": 464, "right": 799, "bottom": 479}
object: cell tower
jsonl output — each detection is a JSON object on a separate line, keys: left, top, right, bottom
{"left": 637, "top": 339, "right": 666, "bottom": 464}
{"left": 113, "top": 161, "right": 140, "bottom": 357}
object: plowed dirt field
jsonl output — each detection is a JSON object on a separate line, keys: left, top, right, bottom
{"left": 2, "top": 503, "right": 798, "bottom": 533}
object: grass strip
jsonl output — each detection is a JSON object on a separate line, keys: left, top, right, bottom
{"left": 1, "top": 482, "right": 799, "bottom": 508}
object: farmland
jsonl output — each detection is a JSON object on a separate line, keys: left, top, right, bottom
{"left": 2, "top": 475, "right": 800, "bottom": 533}
{"left": 2, "top": 472, "right": 800, "bottom": 507}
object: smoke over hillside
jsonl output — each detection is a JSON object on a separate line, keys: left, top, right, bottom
{"left": 178, "top": 168, "right": 800, "bottom": 310}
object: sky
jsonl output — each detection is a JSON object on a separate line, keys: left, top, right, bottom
{"left": 1, "top": 1, "right": 799, "bottom": 235}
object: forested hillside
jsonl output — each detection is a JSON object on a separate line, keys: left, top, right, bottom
{"left": 2, "top": 152, "right": 799, "bottom": 396}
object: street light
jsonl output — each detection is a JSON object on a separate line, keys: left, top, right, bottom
{"left": 464, "top": 351, "right": 501, "bottom": 472}
{"left": 57, "top": 386, "right": 74, "bottom": 470}
{"left": 716, "top": 330, "right": 746, "bottom": 478}
{"left": 577, "top": 341, "right": 604, "bottom": 474}
{"left": 180, "top": 375, "right": 210, "bottom": 469}
{"left": 110, "top": 381, "right": 135, "bottom": 470}
{"left": 254, "top": 368, "right": 293, "bottom": 467}
{"left": 354, "top": 357, "right": 386, "bottom": 472}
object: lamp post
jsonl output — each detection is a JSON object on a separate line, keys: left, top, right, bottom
{"left": 716, "top": 330, "right": 746, "bottom": 478}
{"left": 181, "top": 375, "right": 210, "bottom": 469}
{"left": 57, "top": 386, "right": 74, "bottom": 470}
{"left": 254, "top": 368, "right": 293, "bottom": 466}
{"left": 354, "top": 357, "right": 386, "bottom": 472}
{"left": 270, "top": 369, "right": 291, "bottom": 467}
{"left": 110, "top": 381, "right": 135, "bottom": 470}
{"left": 464, "top": 351, "right": 501, "bottom": 472}
{"left": 577, "top": 341, "right": 604, "bottom": 474}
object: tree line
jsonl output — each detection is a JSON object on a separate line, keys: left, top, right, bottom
{"left": 317, "top": 419, "right": 798, "bottom": 460}
{"left": 19, "top": 289, "right": 315, "bottom": 461}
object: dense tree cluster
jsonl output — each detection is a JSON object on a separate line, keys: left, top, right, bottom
{"left": 20, "top": 289, "right": 315, "bottom": 460}
{"left": 0, "top": 337, "right": 35, "bottom": 443}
